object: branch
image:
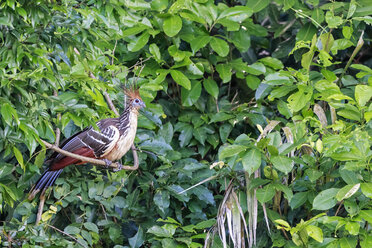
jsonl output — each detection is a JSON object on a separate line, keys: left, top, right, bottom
{"left": 40, "top": 139, "right": 139, "bottom": 171}
{"left": 46, "top": 224, "right": 87, "bottom": 248}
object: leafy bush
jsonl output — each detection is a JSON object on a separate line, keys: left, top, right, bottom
{"left": 0, "top": 0, "right": 371, "bottom": 247}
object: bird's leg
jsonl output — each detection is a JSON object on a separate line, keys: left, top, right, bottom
{"left": 102, "top": 158, "right": 112, "bottom": 169}
{"left": 113, "top": 162, "right": 123, "bottom": 172}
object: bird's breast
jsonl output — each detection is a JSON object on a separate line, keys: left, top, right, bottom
{"left": 103, "top": 116, "right": 137, "bottom": 161}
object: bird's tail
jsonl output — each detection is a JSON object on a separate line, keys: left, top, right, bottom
{"left": 28, "top": 169, "right": 63, "bottom": 200}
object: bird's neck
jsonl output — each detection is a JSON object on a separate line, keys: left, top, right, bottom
{"left": 118, "top": 107, "right": 138, "bottom": 132}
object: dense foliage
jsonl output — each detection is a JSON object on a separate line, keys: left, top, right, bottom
{"left": 0, "top": 0, "right": 371, "bottom": 247}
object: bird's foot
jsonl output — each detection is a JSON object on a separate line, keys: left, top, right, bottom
{"left": 103, "top": 159, "right": 112, "bottom": 169}
{"left": 113, "top": 162, "right": 123, "bottom": 172}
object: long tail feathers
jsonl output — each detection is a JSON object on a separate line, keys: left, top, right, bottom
{"left": 28, "top": 169, "right": 63, "bottom": 200}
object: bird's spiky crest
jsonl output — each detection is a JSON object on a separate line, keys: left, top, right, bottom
{"left": 124, "top": 83, "right": 141, "bottom": 100}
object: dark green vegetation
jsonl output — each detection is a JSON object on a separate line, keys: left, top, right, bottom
{"left": 1, "top": 0, "right": 372, "bottom": 247}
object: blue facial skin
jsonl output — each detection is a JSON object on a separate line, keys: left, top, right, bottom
{"left": 133, "top": 98, "right": 146, "bottom": 109}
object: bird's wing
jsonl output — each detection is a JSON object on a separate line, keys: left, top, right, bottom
{"left": 80, "top": 125, "right": 120, "bottom": 158}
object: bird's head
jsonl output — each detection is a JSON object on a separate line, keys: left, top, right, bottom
{"left": 124, "top": 85, "right": 146, "bottom": 111}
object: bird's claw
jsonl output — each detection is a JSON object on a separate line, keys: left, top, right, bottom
{"left": 103, "top": 159, "right": 112, "bottom": 169}
{"left": 113, "top": 162, "right": 123, "bottom": 172}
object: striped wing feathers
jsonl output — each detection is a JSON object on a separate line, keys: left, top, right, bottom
{"left": 80, "top": 125, "right": 120, "bottom": 158}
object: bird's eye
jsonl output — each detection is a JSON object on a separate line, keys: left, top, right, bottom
{"left": 134, "top": 99, "right": 140, "bottom": 103}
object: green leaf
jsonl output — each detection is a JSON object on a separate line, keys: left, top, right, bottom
{"left": 148, "top": 226, "right": 171, "bottom": 238}
{"left": 312, "top": 188, "right": 338, "bottom": 210}
{"left": 259, "top": 57, "right": 284, "bottom": 70}
{"left": 210, "top": 37, "right": 229, "bottom": 57}
{"left": 1, "top": 103, "right": 19, "bottom": 126}
{"left": 64, "top": 225, "right": 80, "bottom": 235}
{"left": 13, "top": 147, "right": 24, "bottom": 170}
{"left": 242, "top": 149, "right": 261, "bottom": 176}
{"left": 271, "top": 155, "right": 293, "bottom": 174}
{"left": 355, "top": 85, "right": 372, "bottom": 107}
{"left": 181, "top": 81, "right": 201, "bottom": 107}
{"left": 325, "top": 11, "right": 343, "bottom": 29}
{"left": 163, "top": 15, "right": 182, "bottom": 37}
{"left": 170, "top": 70, "right": 191, "bottom": 90}
{"left": 209, "top": 112, "right": 234, "bottom": 123}
{"left": 337, "top": 105, "right": 361, "bottom": 121}
{"left": 190, "top": 36, "right": 211, "bottom": 54}
{"left": 216, "top": 63, "right": 232, "bottom": 83}
{"left": 219, "top": 145, "right": 246, "bottom": 160}
{"left": 246, "top": 0, "right": 270, "bottom": 13}
{"left": 290, "top": 191, "right": 308, "bottom": 209}
{"left": 361, "top": 183, "right": 372, "bottom": 198}
{"left": 154, "top": 190, "right": 170, "bottom": 216}
{"left": 339, "top": 237, "right": 357, "bottom": 248}
{"left": 149, "top": 43, "right": 161, "bottom": 61}
{"left": 84, "top": 222, "right": 99, "bottom": 233}
{"left": 256, "top": 184, "right": 276, "bottom": 204}
{"left": 219, "top": 123, "right": 232, "bottom": 143}
{"left": 246, "top": 75, "right": 260, "bottom": 90}
{"left": 296, "top": 23, "right": 317, "bottom": 41}
{"left": 306, "top": 225, "right": 323, "bottom": 243}
{"left": 129, "top": 227, "right": 144, "bottom": 248}
{"left": 203, "top": 78, "right": 219, "bottom": 99}
{"left": 218, "top": 6, "right": 252, "bottom": 22}
{"left": 287, "top": 87, "right": 313, "bottom": 112}
{"left": 127, "top": 32, "right": 150, "bottom": 52}
{"left": 336, "top": 184, "right": 360, "bottom": 201}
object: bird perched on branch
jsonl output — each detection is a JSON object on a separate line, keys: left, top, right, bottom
{"left": 28, "top": 85, "right": 145, "bottom": 200}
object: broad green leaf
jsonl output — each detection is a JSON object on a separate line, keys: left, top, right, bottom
{"left": 325, "top": 11, "right": 343, "bottom": 29}
{"left": 339, "top": 237, "right": 357, "bottom": 248}
{"left": 154, "top": 190, "right": 170, "bottom": 216}
{"left": 149, "top": 43, "right": 161, "bottom": 61}
{"left": 336, "top": 184, "right": 360, "bottom": 201}
{"left": 246, "top": 75, "right": 260, "bottom": 90}
{"left": 216, "top": 63, "right": 232, "bottom": 83}
{"left": 219, "top": 123, "right": 232, "bottom": 143}
{"left": 345, "top": 221, "right": 360, "bottom": 235}
{"left": 271, "top": 155, "right": 293, "bottom": 174}
{"left": 296, "top": 23, "right": 317, "bottom": 41}
{"left": 190, "top": 36, "right": 211, "bottom": 54}
{"left": 210, "top": 37, "right": 229, "bottom": 57}
{"left": 259, "top": 57, "right": 284, "bottom": 70}
{"left": 246, "top": 0, "right": 270, "bottom": 13}
{"left": 312, "top": 188, "right": 338, "bottom": 210}
{"left": 337, "top": 105, "right": 361, "bottom": 121}
{"left": 287, "top": 87, "right": 313, "bottom": 112}
{"left": 242, "top": 149, "right": 261, "bottom": 175}
{"left": 355, "top": 85, "right": 372, "bottom": 107}
{"left": 256, "top": 184, "right": 276, "bottom": 203}
{"left": 181, "top": 80, "right": 201, "bottom": 107}
{"left": 219, "top": 145, "right": 246, "bottom": 160}
{"left": 209, "top": 112, "right": 234, "bottom": 123}
{"left": 170, "top": 70, "right": 191, "bottom": 90}
{"left": 1, "top": 103, "right": 19, "bottom": 126}
{"left": 290, "top": 191, "right": 308, "bottom": 209}
{"left": 148, "top": 225, "right": 173, "bottom": 238}
{"left": 64, "top": 225, "right": 80, "bottom": 235}
{"left": 306, "top": 225, "right": 323, "bottom": 243}
{"left": 203, "top": 78, "right": 219, "bottom": 99}
{"left": 151, "top": 0, "right": 168, "bottom": 11}
{"left": 218, "top": 6, "right": 252, "bottom": 22}
{"left": 84, "top": 222, "right": 99, "bottom": 233}
{"left": 13, "top": 147, "right": 24, "bottom": 170}
{"left": 129, "top": 227, "right": 144, "bottom": 248}
{"left": 361, "top": 183, "right": 372, "bottom": 198}
{"left": 163, "top": 15, "right": 182, "bottom": 37}
{"left": 359, "top": 210, "right": 372, "bottom": 223}
{"left": 127, "top": 32, "right": 150, "bottom": 52}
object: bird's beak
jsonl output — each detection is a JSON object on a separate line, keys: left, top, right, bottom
{"left": 140, "top": 102, "right": 146, "bottom": 108}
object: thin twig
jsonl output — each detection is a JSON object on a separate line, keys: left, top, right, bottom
{"left": 111, "top": 40, "right": 117, "bottom": 66}
{"left": 335, "top": 200, "right": 343, "bottom": 216}
{"left": 35, "top": 194, "right": 45, "bottom": 225}
{"left": 53, "top": 90, "right": 61, "bottom": 146}
{"left": 103, "top": 91, "right": 119, "bottom": 116}
{"left": 40, "top": 140, "right": 139, "bottom": 171}
{"left": 46, "top": 224, "right": 87, "bottom": 248}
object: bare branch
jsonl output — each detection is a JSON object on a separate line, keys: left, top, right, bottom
{"left": 103, "top": 91, "right": 119, "bottom": 116}
{"left": 40, "top": 139, "right": 139, "bottom": 171}
{"left": 46, "top": 224, "right": 87, "bottom": 248}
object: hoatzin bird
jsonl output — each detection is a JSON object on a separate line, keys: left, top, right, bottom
{"left": 28, "top": 86, "right": 145, "bottom": 200}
